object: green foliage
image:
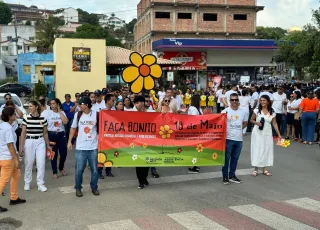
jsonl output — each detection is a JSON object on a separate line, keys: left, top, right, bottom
{"left": 77, "top": 8, "right": 99, "bottom": 26}
{"left": 0, "top": 2, "right": 12, "bottom": 24}
{"left": 0, "top": 76, "right": 18, "bottom": 86}
{"left": 25, "top": 20, "right": 31, "bottom": 26}
{"left": 68, "top": 24, "right": 123, "bottom": 47}
{"left": 256, "top": 26, "right": 287, "bottom": 40}
{"left": 126, "top": 18, "right": 137, "bottom": 33}
{"left": 36, "top": 16, "right": 64, "bottom": 49}
{"left": 32, "top": 81, "right": 47, "bottom": 99}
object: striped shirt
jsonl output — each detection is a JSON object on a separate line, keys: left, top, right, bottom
{"left": 22, "top": 114, "right": 47, "bottom": 138}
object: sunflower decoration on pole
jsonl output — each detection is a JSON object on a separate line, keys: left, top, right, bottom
{"left": 121, "top": 52, "right": 163, "bottom": 94}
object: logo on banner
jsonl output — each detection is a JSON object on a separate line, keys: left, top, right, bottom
{"left": 161, "top": 52, "right": 207, "bottom": 71}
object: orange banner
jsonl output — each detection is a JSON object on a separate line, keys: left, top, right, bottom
{"left": 98, "top": 111, "right": 226, "bottom": 167}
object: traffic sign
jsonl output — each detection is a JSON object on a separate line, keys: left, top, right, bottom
{"left": 167, "top": 72, "right": 174, "bottom": 81}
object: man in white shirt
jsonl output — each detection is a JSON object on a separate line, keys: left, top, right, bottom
{"left": 215, "top": 86, "right": 223, "bottom": 113}
{"left": 221, "top": 93, "right": 248, "bottom": 185}
{"left": 68, "top": 97, "right": 99, "bottom": 198}
{"left": 272, "top": 86, "right": 287, "bottom": 136}
{"left": 223, "top": 85, "right": 238, "bottom": 107}
{"left": 248, "top": 86, "right": 259, "bottom": 132}
{"left": 91, "top": 90, "right": 106, "bottom": 112}
{"left": 173, "top": 90, "right": 182, "bottom": 110}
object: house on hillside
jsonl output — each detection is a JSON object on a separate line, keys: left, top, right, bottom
{"left": 54, "top": 7, "right": 79, "bottom": 23}
{"left": 108, "top": 16, "right": 125, "bottom": 30}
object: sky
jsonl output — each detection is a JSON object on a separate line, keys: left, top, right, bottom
{"left": 5, "top": 0, "right": 319, "bottom": 29}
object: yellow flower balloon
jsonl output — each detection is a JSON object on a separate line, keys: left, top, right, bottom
{"left": 122, "top": 52, "right": 163, "bottom": 93}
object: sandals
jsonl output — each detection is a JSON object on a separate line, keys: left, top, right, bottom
{"left": 263, "top": 171, "right": 272, "bottom": 176}
{"left": 251, "top": 171, "right": 258, "bottom": 177}
{"left": 52, "top": 174, "right": 58, "bottom": 180}
{"left": 60, "top": 170, "right": 68, "bottom": 177}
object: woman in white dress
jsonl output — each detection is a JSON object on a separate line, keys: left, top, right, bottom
{"left": 239, "top": 89, "right": 251, "bottom": 135}
{"left": 250, "top": 95, "right": 281, "bottom": 177}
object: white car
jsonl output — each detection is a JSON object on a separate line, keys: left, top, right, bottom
{"left": 0, "top": 93, "right": 27, "bottom": 125}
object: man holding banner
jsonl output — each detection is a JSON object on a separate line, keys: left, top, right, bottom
{"left": 221, "top": 93, "right": 248, "bottom": 185}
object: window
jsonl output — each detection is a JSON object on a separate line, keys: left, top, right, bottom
{"left": 7, "top": 36, "right": 12, "bottom": 40}
{"left": 178, "top": 13, "right": 192, "bottom": 19}
{"left": 29, "top": 37, "right": 35, "bottom": 40}
{"left": 203, "top": 13, "right": 217, "bottom": 21}
{"left": 18, "top": 45, "right": 22, "bottom": 50}
{"left": 234, "top": 14, "right": 247, "bottom": 20}
{"left": 23, "top": 65, "right": 31, "bottom": 74}
{"left": 155, "top": 12, "right": 170, "bottom": 19}
{"left": 1, "top": 46, "right": 8, "bottom": 52}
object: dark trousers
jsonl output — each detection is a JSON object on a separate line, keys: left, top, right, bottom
{"left": 247, "top": 109, "right": 253, "bottom": 132}
{"left": 98, "top": 166, "right": 111, "bottom": 175}
{"left": 15, "top": 128, "right": 22, "bottom": 151}
{"left": 222, "top": 139, "right": 242, "bottom": 178}
{"left": 48, "top": 131, "right": 68, "bottom": 174}
{"left": 294, "top": 119, "right": 302, "bottom": 139}
{"left": 216, "top": 103, "right": 221, "bottom": 113}
{"left": 272, "top": 113, "right": 283, "bottom": 136}
{"left": 65, "top": 119, "right": 73, "bottom": 143}
{"left": 136, "top": 167, "right": 150, "bottom": 185}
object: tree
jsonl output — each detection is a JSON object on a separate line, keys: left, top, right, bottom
{"left": 256, "top": 26, "right": 287, "bottom": 40}
{"left": 126, "top": 18, "right": 137, "bottom": 33}
{"left": 25, "top": 20, "right": 32, "bottom": 26}
{"left": 68, "top": 24, "right": 123, "bottom": 47}
{"left": 36, "top": 16, "right": 64, "bottom": 50}
{"left": 77, "top": 8, "right": 99, "bottom": 26}
{"left": 0, "top": 2, "right": 13, "bottom": 24}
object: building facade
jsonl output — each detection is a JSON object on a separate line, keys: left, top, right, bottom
{"left": 134, "top": 0, "right": 263, "bottom": 53}
{"left": 107, "top": 16, "right": 126, "bottom": 30}
{"left": 54, "top": 7, "right": 79, "bottom": 23}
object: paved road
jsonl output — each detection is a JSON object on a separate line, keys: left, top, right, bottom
{"left": 0, "top": 135, "right": 319, "bottom": 229}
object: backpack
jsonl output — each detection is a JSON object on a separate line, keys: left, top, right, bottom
{"left": 76, "top": 110, "right": 99, "bottom": 134}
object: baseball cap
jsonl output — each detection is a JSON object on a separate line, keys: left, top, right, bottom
{"left": 94, "top": 89, "right": 102, "bottom": 96}
{"left": 79, "top": 96, "right": 91, "bottom": 107}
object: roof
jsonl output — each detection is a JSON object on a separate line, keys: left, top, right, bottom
{"left": 106, "top": 46, "right": 180, "bottom": 66}
{"left": 152, "top": 38, "right": 278, "bottom": 50}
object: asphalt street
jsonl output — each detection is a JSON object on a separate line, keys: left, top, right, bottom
{"left": 0, "top": 134, "right": 319, "bottom": 230}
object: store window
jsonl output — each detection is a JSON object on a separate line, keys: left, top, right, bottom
{"left": 203, "top": 13, "right": 218, "bottom": 21}
{"left": 155, "top": 12, "right": 170, "bottom": 19}
{"left": 178, "top": 13, "right": 192, "bottom": 19}
{"left": 234, "top": 14, "right": 247, "bottom": 20}
{"left": 23, "top": 65, "right": 31, "bottom": 74}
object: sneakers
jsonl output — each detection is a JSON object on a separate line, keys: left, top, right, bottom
{"left": 223, "top": 177, "right": 230, "bottom": 185}
{"left": 138, "top": 184, "right": 144, "bottom": 189}
{"left": 151, "top": 171, "right": 160, "bottom": 178}
{"left": 9, "top": 197, "right": 26, "bottom": 206}
{"left": 99, "top": 174, "right": 105, "bottom": 179}
{"left": 76, "top": 189, "right": 83, "bottom": 197}
{"left": 0, "top": 206, "right": 8, "bottom": 213}
{"left": 24, "top": 184, "right": 30, "bottom": 191}
{"left": 188, "top": 167, "right": 200, "bottom": 174}
{"left": 229, "top": 176, "right": 242, "bottom": 184}
{"left": 38, "top": 185, "right": 48, "bottom": 192}
{"left": 92, "top": 189, "right": 100, "bottom": 196}
{"left": 106, "top": 173, "right": 115, "bottom": 177}
{"left": 144, "top": 180, "right": 149, "bottom": 186}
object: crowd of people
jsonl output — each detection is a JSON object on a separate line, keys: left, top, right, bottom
{"left": 0, "top": 81, "right": 319, "bottom": 211}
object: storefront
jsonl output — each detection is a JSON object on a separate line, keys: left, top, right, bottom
{"left": 153, "top": 38, "right": 277, "bottom": 88}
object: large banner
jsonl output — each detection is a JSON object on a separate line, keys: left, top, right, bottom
{"left": 98, "top": 111, "right": 226, "bottom": 167}
{"left": 159, "top": 52, "right": 207, "bottom": 71}
{"left": 72, "top": 47, "right": 91, "bottom": 72}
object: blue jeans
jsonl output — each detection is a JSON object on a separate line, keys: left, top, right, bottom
{"left": 222, "top": 139, "right": 243, "bottom": 178}
{"left": 301, "top": 112, "right": 317, "bottom": 142}
{"left": 75, "top": 149, "right": 98, "bottom": 190}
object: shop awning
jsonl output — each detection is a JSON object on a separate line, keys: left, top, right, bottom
{"left": 106, "top": 46, "right": 181, "bottom": 66}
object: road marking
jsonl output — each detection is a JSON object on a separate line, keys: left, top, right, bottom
{"left": 58, "top": 168, "right": 253, "bottom": 194}
{"left": 87, "top": 219, "right": 141, "bottom": 230}
{"left": 286, "top": 198, "right": 320, "bottom": 213}
{"left": 230, "top": 204, "right": 316, "bottom": 230}
{"left": 168, "top": 211, "right": 227, "bottom": 230}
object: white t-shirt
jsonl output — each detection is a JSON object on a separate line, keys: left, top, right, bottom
{"left": 219, "top": 94, "right": 226, "bottom": 108}
{"left": 221, "top": 107, "right": 248, "bottom": 142}
{"left": 216, "top": 89, "right": 223, "bottom": 104}
{"left": 188, "top": 106, "right": 203, "bottom": 115}
{"left": 272, "top": 92, "right": 287, "bottom": 114}
{"left": 0, "top": 122, "right": 16, "bottom": 160}
{"left": 158, "top": 91, "right": 165, "bottom": 101}
{"left": 71, "top": 110, "right": 98, "bottom": 150}
{"left": 124, "top": 107, "right": 133, "bottom": 111}
{"left": 287, "top": 99, "right": 302, "bottom": 113}
{"left": 45, "top": 110, "right": 66, "bottom": 132}
{"left": 92, "top": 101, "right": 106, "bottom": 111}
{"left": 225, "top": 90, "right": 238, "bottom": 106}
{"left": 250, "top": 92, "right": 259, "bottom": 108}
{"left": 239, "top": 96, "right": 251, "bottom": 108}
{"left": 175, "top": 96, "right": 183, "bottom": 109}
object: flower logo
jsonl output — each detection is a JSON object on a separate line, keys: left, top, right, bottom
{"left": 54, "top": 121, "right": 59, "bottom": 127}
{"left": 159, "top": 125, "right": 173, "bottom": 139}
{"left": 192, "top": 158, "right": 197, "bottom": 165}
{"left": 98, "top": 152, "right": 106, "bottom": 164}
{"left": 143, "top": 143, "right": 148, "bottom": 148}
{"left": 212, "top": 152, "right": 218, "bottom": 160}
{"left": 122, "top": 52, "right": 163, "bottom": 93}
{"left": 84, "top": 126, "right": 91, "bottom": 134}
{"left": 130, "top": 143, "right": 135, "bottom": 148}
{"left": 177, "top": 148, "right": 182, "bottom": 154}
{"left": 114, "top": 151, "right": 119, "bottom": 157}
{"left": 196, "top": 144, "right": 204, "bottom": 153}
{"left": 282, "top": 140, "right": 291, "bottom": 148}
{"left": 132, "top": 154, "right": 138, "bottom": 161}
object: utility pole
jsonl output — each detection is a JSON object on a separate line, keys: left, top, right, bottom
{"left": 13, "top": 14, "right": 18, "bottom": 56}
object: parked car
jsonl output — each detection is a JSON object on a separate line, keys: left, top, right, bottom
{"left": 0, "top": 83, "right": 31, "bottom": 97}
{"left": 0, "top": 93, "right": 27, "bottom": 124}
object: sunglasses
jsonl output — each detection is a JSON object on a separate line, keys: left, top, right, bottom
{"left": 5, "top": 97, "right": 11, "bottom": 100}
{"left": 164, "top": 100, "right": 171, "bottom": 102}
{"left": 230, "top": 99, "right": 239, "bottom": 102}
{"left": 75, "top": 95, "right": 80, "bottom": 97}
{"left": 145, "top": 100, "right": 150, "bottom": 103}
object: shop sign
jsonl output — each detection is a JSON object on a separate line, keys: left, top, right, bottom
{"left": 161, "top": 52, "right": 207, "bottom": 71}
{"left": 72, "top": 47, "right": 91, "bottom": 72}
{"left": 167, "top": 72, "right": 174, "bottom": 81}
{"left": 31, "top": 74, "right": 39, "bottom": 83}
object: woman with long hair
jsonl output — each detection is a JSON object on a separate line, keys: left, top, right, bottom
{"left": 299, "top": 91, "right": 319, "bottom": 145}
{"left": 123, "top": 97, "right": 133, "bottom": 111}
{"left": 156, "top": 96, "right": 174, "bottom": 113}
{"left": 47, "top": 98, "right": 69, "bottom": 179}
{"left": 287, "top": 91, "right": 302, "bottom": 140}
{"left": 19, "top": 101, "right": 51, "bottom": 192}
{"left": 115, "top": 101, "right": 124, "bottom": 111}
{"left": 250, "top": 95, "right": 281, "bottom": 177}
{"left": 184, "top": 88, "right": 192, "bottom": 109}
{"left": 0, "top": 107, "right": 26, "bottom": 212}
{"left": 292, "top": 91, "right": 303, "bottom": 142}
{"left": 187, "top": 94, "right": 202, "bottom": 173}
